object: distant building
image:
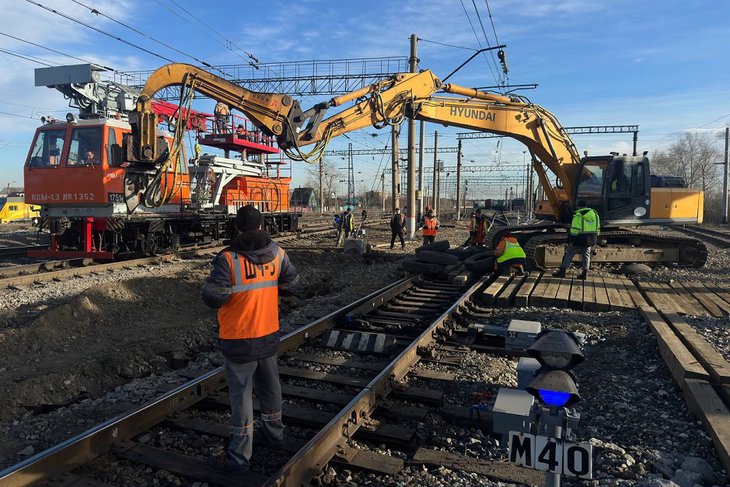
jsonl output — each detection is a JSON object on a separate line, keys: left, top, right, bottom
{"left": 290, "top": 187, "right": 317, "bottom": 210}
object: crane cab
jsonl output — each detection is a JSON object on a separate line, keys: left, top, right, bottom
{"left": 573, "top": 155, "right": 703, "bottom": 226}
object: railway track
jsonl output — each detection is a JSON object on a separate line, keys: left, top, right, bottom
{"left": 0, "top": 219, "right": 389, "bottom": 288}
{"left": 674, "top": 224, "right": 730, "bottom": 248}
{"left": 0, "top": 274, "right": 488, "bottom": 487}
{"left": 0, "top": 245, "right": 48, "bottom": 259}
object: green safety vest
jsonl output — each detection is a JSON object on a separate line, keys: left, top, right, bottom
{"left": 570, "top": 208, "right": 601, "bottom": 236}
{"left": 497, "top": 239, "right": 526, "bottom": 263}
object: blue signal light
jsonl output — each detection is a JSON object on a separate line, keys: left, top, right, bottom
{"left": 538, "top": 389, "right": 571, "bottom": 407}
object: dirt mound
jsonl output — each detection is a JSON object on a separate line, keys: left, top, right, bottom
{"left": 0, "top": 268, "right": 217, "bottom": 420}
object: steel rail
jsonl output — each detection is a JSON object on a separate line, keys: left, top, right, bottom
{"left": 265, "top": 274, "right": 489, "bottom": 486}
{"left": 674, "top": 225, "right": 730, "bottom": 248}
{"left": 0, "top": 245, "right": 48, "bottom": 259}
{"left": 0, "top": 276, "right": 415, "bottom": 487}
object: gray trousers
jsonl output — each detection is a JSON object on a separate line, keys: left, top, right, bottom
{"left": 225, "top": 354, "right": 284, "bottom": 468}
{"left": 560, "top": 244, "right": 591, "bottom": 271}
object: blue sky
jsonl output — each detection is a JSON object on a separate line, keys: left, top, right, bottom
{"left": 0, "top": 0, "right": 728, "bottom": 199}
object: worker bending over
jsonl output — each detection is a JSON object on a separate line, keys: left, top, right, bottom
{"left": 421, "top": 208, "right": 439, "bottom": 246}
{"left": 553, "top": 200, "right": 600, "bottom": 280}
{"left": 202, "top": 205, "right": 300, "bottom": 473}
{"left": 494, "top": 232, "right": 526, "bottom": 275}
{"left": 469, "top": 209, "right": 487, "bottom": 246}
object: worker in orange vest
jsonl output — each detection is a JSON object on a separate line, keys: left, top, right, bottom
{"left": 420, "top": 208, "right": 439, "bottom": 246}
{"left": 202, "top": 205, "right": 300, "bottom": 472}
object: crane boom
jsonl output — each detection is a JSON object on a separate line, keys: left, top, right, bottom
{"left": 122, "top": 63, "right": 581, "bottom": 218}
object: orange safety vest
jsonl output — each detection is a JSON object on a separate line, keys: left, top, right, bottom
{"left": 217, "top": 248, "right": 284, "bottom": 340}
{"left": 423, "top": 216, "right": 438, "bottom": 237}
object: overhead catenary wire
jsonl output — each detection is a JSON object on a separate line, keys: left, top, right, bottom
{"left": 458, "top": 0, "right": 499, "bottom": 85}
{"left": 0, "top": 47, "right": 55, "bottom": 67}
{"left": 69, "top": 0, "right": 226, "bottom": 76}
{"left": 0, "top": 31, "right": 114, "bottom": 70}
{"left": 24, "top": 0, "right": 175, "bottom": 63}
{"left": 154, "top": 0, "right": 258, "bottom": 68}
{"left": 418, "top": 38, "right": 477, "bottom": 51}
{"left": 470, "top": 0, "right": 502, "bottom": 85}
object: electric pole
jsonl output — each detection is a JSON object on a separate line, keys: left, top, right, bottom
{"left": 418, "top": 121, "right": 425, "bottom": 220}
{"left": 406, "top": 33, "right": 418, "bottom": 239}
{"left": 347, "top": 143, "right": 355, "bottom": 207}
{"left": 391, "top": 125, "right": 400, "bottom": 211}
{"left": 456, "top": 139, "right": 462, "bottom": 220}
{"left": 381, "top": 172, "right": 386, "bottom": 211}
{"left": 722, "top": 127, "right": 730, "bottom": 225}
{"left": 319, "top": 159, "right": 324, "bottom": 213}
{"left": 432, "top": 130, "right": 438, "bottom": 215}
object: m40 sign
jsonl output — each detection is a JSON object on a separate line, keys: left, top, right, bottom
{"left": 508, "top": 431, "right": 593, "bottom": 479}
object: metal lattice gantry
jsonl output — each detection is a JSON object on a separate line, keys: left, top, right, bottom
{"left": 324, "top": 146, "right": 459, "bottom": 157}
{"left": 455, "top": 125, "right": 639, "bottom": 140}
{"left": 115, "top": 56, "right": 409, "bottom": 100}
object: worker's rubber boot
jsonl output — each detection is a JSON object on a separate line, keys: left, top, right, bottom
{"left": 578, "top": 269, "right": 588, "bottom": 280}
{"left": 552, "top": 268, "right": 566, "bottom": 278}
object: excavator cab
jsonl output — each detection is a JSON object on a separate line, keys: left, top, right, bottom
{"left": 575, "top": 155, "right": 651, "bottom": 225}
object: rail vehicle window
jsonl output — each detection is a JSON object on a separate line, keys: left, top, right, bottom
{"left": 635, "top": 162, "right": 645, "bottom": 196}
{"left": 576, "top": 163, "right": 605, "bottom": 196}
{"left": 106, "top": 128, "right": 117, "bottom": 166}
{"left": 67, "top": 127, "right": 102, "bottom": 166}
{"left": 28, "top": 129, "right": 66, "bottom": 167}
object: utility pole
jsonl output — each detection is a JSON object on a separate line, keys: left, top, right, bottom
{"left": 347, "top": 143, "right": 355, "bottom": 207}
{"left": 406, "top": 33, "right": 418, "bottom": 239}
{"left": 318, "top": 159, "right": 324, "bottom": 213}
{"left": 391, "top": 125, "right": 400, "bottom": 211}
{"left": 722, "top": 127, "right": 730, "bottom": 225}
{"left": 432, "top": 131, "right": 438, "bottom": 215}
{"left": 381, "top": 172, "right": 386, "bottom": 211}
{"left": 418, "top": 121, "right": 425, "bottom": 219}
{"left": 456, "top": 139, "right": 462, "bottom": 220}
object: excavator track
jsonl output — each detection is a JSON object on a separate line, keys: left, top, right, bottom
{"left": 487, "top": 224, "right": 707, "bottom": 270}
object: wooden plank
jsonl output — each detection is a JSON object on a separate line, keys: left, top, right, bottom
{"left": 704, "top": 282, "right": 730, "bottom": 313}
{"left": 609, "top": 277, "right": 632, "bottom": 310}
{"left": 694, "top": 283, "right": 730, "bottom": 316}
{"left": 496, "top": 273, "right": 527, "bottom": 308}
{"left": 636, "top": 281, "right": 672, "bottom": 313}
{"left": 582, "top": 275, "right": 596, "bottom": 311}
{"left": 331, "top": 446, "right": 404, "bottom": 476}
{"left": 392, "top": 386, "right": 443, "bottom": 406}
{"left": 592, "top": 276, "right": 611, "bottom": 312}
{"left": 667, "top": 280, "right": 707, "bottom": 316}
{"left": 601, "top": 277, "right": 623, "bottom": 311}
{"left": 514, "top": 272, "right": 541, "bottom": 307}
{"left": 534, "top": 277, "right": 560, "bottom": 307}
{"left": 409, "top": 368, "right": 457, "bottom": 381}
{"left": 661, "top": 312, "right": 730, "bottom": 385}
{"left": 527, "top": 274, "right": 550, "bottom": 307}
{"left": 113, "top": 441, "right": 268, "bottom": 487}
{"left": 282, "top": 384, "right": 352, "bottom": 406}
{"left": 623, "top": 278, "right": 649, "bottom": 309}
{"left": 568, "top": 275, "right": 584, "bottom": 310}
{"left": 411, "top": 448, "right": 546, "bottom": 487}
{"left": 655, "top": 282, "right": 694, "bottom": 315}
{"left": 682, "top": 379, "right": 730, "bottom": 476}
{"left": 481, "top": 274, "right": 511, "bottom": 306}
{"left": 553, "top": 277, "right": 572, "bottom": 308}
{"left": 638, "top": 306, "right": 710, "bottom": 387}
{"left": 680, "top": 281, "right": 724, "bottom": 318}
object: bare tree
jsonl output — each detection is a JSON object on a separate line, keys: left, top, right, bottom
{"left": 305, "top": 158, "right": 343, "bottom": 212}
{"left": 651, "top": 132, "right": 722, "bottom": 192}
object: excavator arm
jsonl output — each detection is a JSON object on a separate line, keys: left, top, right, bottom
{"left": 123, "top": 63, "right": 581, "bottom": 219}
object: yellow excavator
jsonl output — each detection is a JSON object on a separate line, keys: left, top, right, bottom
{"left": 121, "top": 64, "right": 706, "bottom": 268}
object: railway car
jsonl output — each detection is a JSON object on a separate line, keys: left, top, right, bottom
{"left": 24, "top": 115, "right": 297, "bottom": 259}
{"left": 0, "top": 193, "right": 40, "bottom": 224}
{"left": 24, "top": 64, "right": 298, "bottom": 259}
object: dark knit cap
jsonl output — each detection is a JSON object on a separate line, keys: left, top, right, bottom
{"left": 235, "top": 205, "right": 263, "bottom": 231}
